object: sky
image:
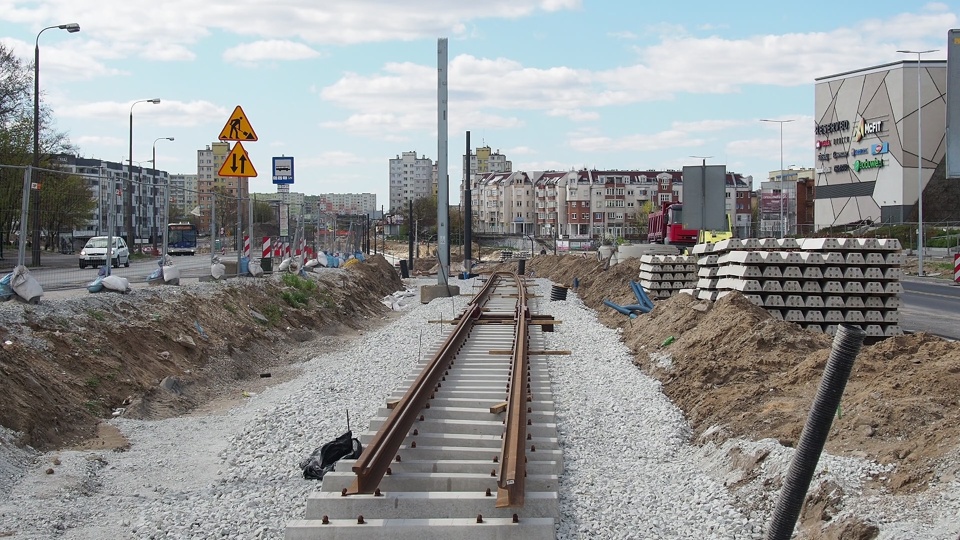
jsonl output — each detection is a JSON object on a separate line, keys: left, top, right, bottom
{"left": 1, "top": 1, "right": 957, "bottom": 208}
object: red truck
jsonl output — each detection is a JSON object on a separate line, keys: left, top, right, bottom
{"left": 647, "top": 202, "right": 699, "bottom": 246}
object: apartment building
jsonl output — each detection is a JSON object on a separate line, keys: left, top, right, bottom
{"left": 197, "top": 142, "right": 250, "bottom": 232}
{"left": 313, "top": 193, "right": 377, "bottom": 216}
{"left": 388, "top": 151, "right": 434, "bottom": 212}
{"left": 51, "top": 154, "right": 169, "bottom": 244}
{"left": 472, "top": 168, "right": 752, "bottom": 240}
{"left": 168, "top": 173, "right": 198, "bottom": 220}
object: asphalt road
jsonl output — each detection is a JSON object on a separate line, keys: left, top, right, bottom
{"left": 900, "top": 277, "right": 960, "bottom": 340}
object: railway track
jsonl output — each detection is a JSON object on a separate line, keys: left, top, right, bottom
{"left": 286, "top": 272, "right": 563, "bottom": 539}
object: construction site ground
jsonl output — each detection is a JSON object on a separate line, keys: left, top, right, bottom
{"left": 1, "top": 248, "right": 958, "bottom": 539}
{"left": 500, "top": 255, "right": 960, "bottom": 497}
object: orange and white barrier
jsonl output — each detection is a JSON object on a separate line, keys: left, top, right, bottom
{"left": 955, "top": 253, "right": 959, "bottom": 283}
{"left": 262, "top": 237, "right": 271, "bottom": 259}
{"left": 243, "top": 235, "right": 250, "bottom": 258}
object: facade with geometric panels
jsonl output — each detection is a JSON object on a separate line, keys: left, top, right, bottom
{"left": 814, "top": 59, "right": 947, "bottom": 228}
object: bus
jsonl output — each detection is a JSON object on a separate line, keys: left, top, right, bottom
{"left": 167, "top": 222, "right": 198, "bottom": 255}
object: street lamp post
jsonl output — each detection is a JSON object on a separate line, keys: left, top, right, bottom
{"left": 760, "top": 119, "right": 795, "bottom": 238}
{"left": 128, "top": 98, "right": 160, "bottom": 252}
{"left": 897, "top": 49, "right": 937, "bottom": 276}
{"left": 152, "top": 137, "right": 175, "bottom": 258}
{"left": 31, "top": 22, "right": 80, "bottom": 267}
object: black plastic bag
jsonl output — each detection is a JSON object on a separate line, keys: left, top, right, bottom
{"left": 300, "top": 430, "right": 363, "bottom": 480}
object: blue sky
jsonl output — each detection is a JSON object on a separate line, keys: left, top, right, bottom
{"left": 1, "top": 1, "right": 956, "bottom": 208}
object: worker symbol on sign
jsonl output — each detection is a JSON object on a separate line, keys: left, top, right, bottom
{"left": 218, "top": 105, "right": 258, "bottom": 142}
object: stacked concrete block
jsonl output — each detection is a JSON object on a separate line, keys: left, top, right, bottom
{"left": 638, "top": 254, "right": 699, "bottom": 299}
{"left": 691, "top": 238, "right": 903, "bottom": 337}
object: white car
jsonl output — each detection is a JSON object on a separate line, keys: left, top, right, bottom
{"left": 79, "top": 236, "right": 130, "bottom": 269}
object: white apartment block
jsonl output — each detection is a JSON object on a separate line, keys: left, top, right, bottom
{"left": 389, "top": 151, "right": 434, "bottom": 212}
{"left": 168, "top": 173, "right": 198, "bottom": 218}
{"left": 52, "top": 154, "right": 168, "bottom": 244}
{"left": 314, "top": 193, "right": 377, "bottom": 216}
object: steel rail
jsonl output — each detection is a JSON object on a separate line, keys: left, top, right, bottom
{"left": 347, "top": 273, "right": 504, "bottom": 495}
{"left": 496, "top": 272, "right": 530, "bottom": 507}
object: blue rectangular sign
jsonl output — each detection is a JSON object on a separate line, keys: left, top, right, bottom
{"left": 272, "top": 156, "right": 294, "bottom": 184}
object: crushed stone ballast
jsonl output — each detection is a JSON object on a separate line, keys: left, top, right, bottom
{"left": 286, "top": 272, "right": 563, "bottom": 540}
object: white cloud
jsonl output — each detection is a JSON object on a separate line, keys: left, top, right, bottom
{"left": 547, "top": 108, "right": 599, "bottom": 121}
{"left": 143, "top": 43, "right": 196, "bottom": 62}
{"left": 223, "top": 40, "right": 322, "bottom": 65}
{"left": 55, "top": 99, "right": 229, "bottom": 128}
{"left": 299, "top": 151, "right": 366, "bottom": 167}
{"left": 73, "top": 135, "right": 126, "bottom": 147}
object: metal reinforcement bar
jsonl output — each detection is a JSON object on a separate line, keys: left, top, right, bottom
{"left": 347, "top": 273, "right": 505, "bottom": 495}
{"left": 497, "top": 272, "right": 530, "bottom": 508}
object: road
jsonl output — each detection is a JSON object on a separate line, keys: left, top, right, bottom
{"left": 900, "top": 278, "right": 960, "bottom": 340}
{"left": 3, "top": 252, "right": 239, "bottom": 292}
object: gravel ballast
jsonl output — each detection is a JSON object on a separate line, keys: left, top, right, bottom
{"left": 0, "top": 277, "right": 957, "bottom": 539}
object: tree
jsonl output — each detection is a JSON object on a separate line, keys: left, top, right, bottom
{"left": 211, "top": 187, "right": 239, "bottom": 238}
{"left": 0, "top": 42, "right": 78, "bottom": 257}
{"left": 634, "top": 200, "right": 654, "bottom": 238}
{"left": 38, "top": 173, "right": 96, "bottom": 250}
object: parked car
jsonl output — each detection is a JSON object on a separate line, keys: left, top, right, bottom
{"left": 79, "top": 236, "right": 130, "bottom": 269}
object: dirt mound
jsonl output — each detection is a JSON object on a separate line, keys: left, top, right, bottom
{"left": 521, "top": 254, "right": 960, "bottom": 495}
{"left": 0, "top": 256, "right": 402, "bottom": 451}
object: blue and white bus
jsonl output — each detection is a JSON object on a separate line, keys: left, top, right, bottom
{"left": 167, "top": 222, "right": 198, "bottom": 255}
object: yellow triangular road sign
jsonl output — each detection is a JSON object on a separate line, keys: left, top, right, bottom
{"left": 218, "top": 142, "right": 258, "bottom": 177}
{"left": 218, "top": 105, "right": 258, "bottom": 142}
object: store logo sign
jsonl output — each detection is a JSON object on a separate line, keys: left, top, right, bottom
{"left": 853, "top": 158, "right": 884, "bottom": 172}
{"left": 852, "top": 148, "right": 869, "bottom": 156}
{"left": 853, "top": 117, "right": 883, "bottom": 142}
{"left": 872, "top": 141, "right": 889, "bottom": 155}
{"left": 815, "top": 139, "right": 832, "bottom": 149}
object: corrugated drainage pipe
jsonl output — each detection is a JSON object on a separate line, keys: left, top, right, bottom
{"left": 764, "top": 324, "right": 866, "bottom": 540}
{"left": 551, "top": 285, "right": 568, "bottom": 301}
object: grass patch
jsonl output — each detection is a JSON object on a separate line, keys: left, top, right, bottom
{"left": 260, "top": 304, "right": 283, "bottom": 325}
{"left": 279, "top": 273, "right": 319, "bottom": 309}
{"left": 224, "top": 303, "right": 237, "bottom": 315}
{"left": 281, "top": 290, "right": 310, "bottom": 308}
{"left": 85, "top": 376, "right": 100, "bottom": 388}
{"left": 84, "top": 401, "right": 101, "bottom": 415}
{"left": 86, "top": 309, "right": 106, "bottom": 322}
{"left": 281, "top": 273, "right": 318, "bottom": 293}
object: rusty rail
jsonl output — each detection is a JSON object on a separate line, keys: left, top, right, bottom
{"left": 496, "top": 273, "right": 530, "bottom": 507}
{"left": 347, "top": 273, "right": 504, "bottom": 494}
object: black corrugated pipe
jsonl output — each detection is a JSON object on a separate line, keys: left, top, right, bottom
{"left": 764, "top": 324, "right": 866, "bottom": 540}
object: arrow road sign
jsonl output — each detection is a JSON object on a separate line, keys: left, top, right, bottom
{"left": 218, "top": 142, "right": 258, "bottom": 178}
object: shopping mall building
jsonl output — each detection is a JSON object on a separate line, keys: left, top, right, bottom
{"left": 814, "top": 58, "right": 948, "bottom": 227}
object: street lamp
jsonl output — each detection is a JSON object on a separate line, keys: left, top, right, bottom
{"left": 31, "top": 22, "right": 80, "bottom": 266}
{"left": 897, "top": 49, "right": 937, "bottom": 276}
{"left": 760, "top": 118, "right": 795, "bottom": 238}
{"left": 128, "top": 98, "right": 161, "bottom": 251}
{"left": 153, "top": 137, "right": 175, "bottom": 258}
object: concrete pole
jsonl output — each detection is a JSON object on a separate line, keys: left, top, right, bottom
{"left": 436, "top": 37, "right": 450, "bottom": 283}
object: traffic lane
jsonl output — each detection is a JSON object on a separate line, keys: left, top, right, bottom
{"left": 902, "top": 278, "right": 960, "bottom": 298}
{"left": 901, "top": 279, "right": 960, "bottom": 339}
